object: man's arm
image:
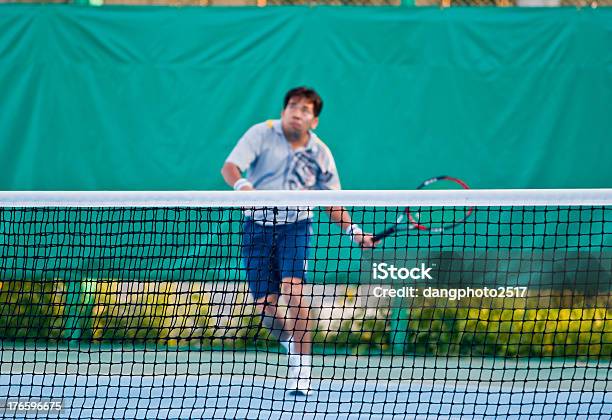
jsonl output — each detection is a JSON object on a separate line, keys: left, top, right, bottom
{"left": 326, "top": 206, "right": 376, "bottom": 248}
{"left": 221, "top": 162, "right": 254, "bottom": 191}
{"left": 326, "top": 206, "right": 353, "bottom": 232}
{"left": 222, "top": 123, "right": 264, "bottom": 190}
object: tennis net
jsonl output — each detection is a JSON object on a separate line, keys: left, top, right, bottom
{"left": 0, "top": 189, "right": 611, "bottom": 419}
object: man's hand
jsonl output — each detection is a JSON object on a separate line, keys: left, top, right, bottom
{"left": 352, "top": 232, "right": 378, "bottom": 248}
{"left": 221, "top": 162, "right": 255, "bottom": 190}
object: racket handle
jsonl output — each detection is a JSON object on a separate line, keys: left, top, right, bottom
{"left": 373, "top": 226, "right": 397, "bottom": 242}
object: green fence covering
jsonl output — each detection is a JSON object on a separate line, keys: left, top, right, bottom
{"left": 0, "top": 5, "right": 610, "bottom": 287}
{"left": 0, "top": 5, "right": 611, "bottom": 190}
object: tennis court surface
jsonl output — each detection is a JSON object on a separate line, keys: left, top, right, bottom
{"left": 1, "top": 349, "right": 611, "bottom": 419}
{"left": 0, "top": 190, "right": 611, "bottom": 419}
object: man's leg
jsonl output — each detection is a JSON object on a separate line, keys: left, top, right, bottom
{"left": 243, "top": 220, "right": 294, "bottom": 351}
{"left": 278, "top": 220, "right": 313, "bottom": 355}
{"left": 255, "top": 293, "right": 295, "bottom": 353}
{"left": 282, "top": 276, "right": 313, "bottom": 395}
{"left": 251, "top": 283, "right": 310, "bottom": 394}
{"left": 275, "top": 220, "right": 313, "bottom": 395}
{"left": 281, "top": 276, "right": 312, "bottom": 355}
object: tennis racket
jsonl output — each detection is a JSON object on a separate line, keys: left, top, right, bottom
{"left": 373, "top": 175, "right": 473, "bottom": 242}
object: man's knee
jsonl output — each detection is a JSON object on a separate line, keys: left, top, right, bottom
{"left": 281, "top": 276, "right": 304, "bottom": 294}
{"left": 254, "top": 294, "right": 279, "bottom": 315}
{"left": 282, "top": 277, "right": 309, "bottom": 307}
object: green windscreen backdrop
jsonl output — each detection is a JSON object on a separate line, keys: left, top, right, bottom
{"left": 0, "top": 5, "right": 611, "bottom": 286}
{"left": 0, "top": 5, "right": 611, "bottom": 190}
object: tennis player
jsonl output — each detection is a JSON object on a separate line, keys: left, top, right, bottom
{"left": 221, "top": 87, "right": 375, "bottom": 396}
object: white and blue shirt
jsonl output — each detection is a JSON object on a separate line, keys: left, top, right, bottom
{"left": 226, "top": 119, "right": 341, "bottom": 223}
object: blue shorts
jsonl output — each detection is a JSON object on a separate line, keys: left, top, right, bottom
{"left": 241, "top": 219, "right": 312, "bottom": 300}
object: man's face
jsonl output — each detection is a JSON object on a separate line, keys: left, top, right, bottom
{"left": 281, "top": 96, "right": 319, "bottom": 141}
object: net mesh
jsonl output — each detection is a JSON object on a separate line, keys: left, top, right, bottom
{"left": 0, "top": 190, "right": 610, "bottom": 419}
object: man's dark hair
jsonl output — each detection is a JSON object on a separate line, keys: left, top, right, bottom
{"left": 283, "top": 87, "right": 323, "bottom": 117}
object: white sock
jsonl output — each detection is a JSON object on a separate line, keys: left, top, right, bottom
{"left": 260, "top": 314, "right": 292, "bottom": 352}
{"left": 280, "top": 339, "right": 290, "bottom": 354}
{"left": 289, "top": 340, "right": 298, "bottom": 355}
{"left": 281, "top": 337, "right": 301, "bottom": 355}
